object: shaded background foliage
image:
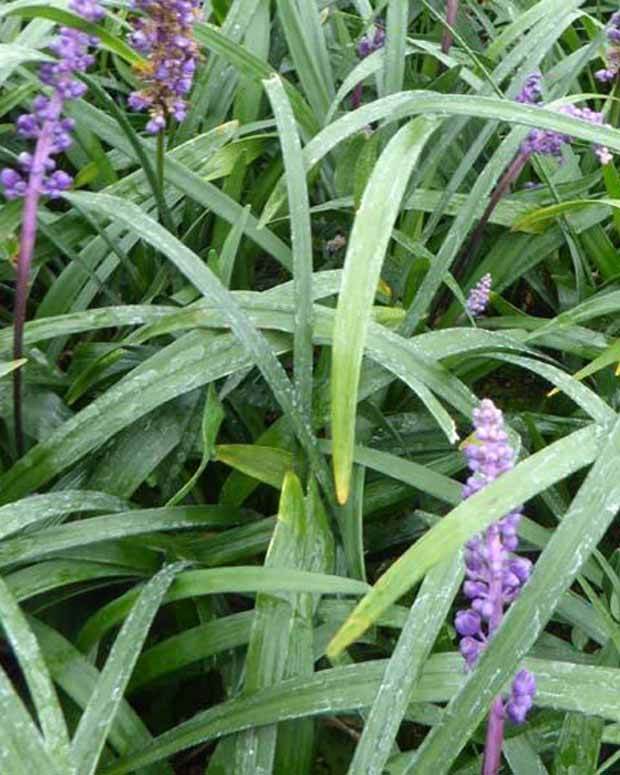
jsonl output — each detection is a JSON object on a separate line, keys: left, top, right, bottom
{"left": 2, "top": 0, "right": 620, "bottom": 773}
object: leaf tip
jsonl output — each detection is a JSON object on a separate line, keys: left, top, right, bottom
{"left": 326, "top": 613, "right": 371, "bottom": 659}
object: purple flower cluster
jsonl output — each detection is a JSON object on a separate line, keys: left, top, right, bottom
{"left": 356, "top": 25, "right": 385, "bottom": 59}
{"left": 0, "top": 13, "right": 102, "bottom": 201}
{"left": 515, "top": 71, "right": 542, "bottom": 104}
{"left": 596, "top": 12, "right": 620, "bottom": 83}
{"left": 466, "top": 273, "right": 492, "bottom": 317}
{"left": 456, "top": 399, "right": 536, "bottom": 725}
{"left": 68, "top": 0, "right": 105, "bottom": 23}
{"left": 127, "top": 0, "right": 201, "bottom": 133}
{"left": 515, "top": 72, "right": 612, "bottom": 165}
{"left": 351, "top": 25, "right": 385, "bottom": 110}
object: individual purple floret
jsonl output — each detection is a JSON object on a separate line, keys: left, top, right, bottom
{"left": 596, "top": 12, "right": 620, "bottom": 83}
{"left": 466, "top": 273, "right": 492, "bottom": 317}
{"left": 515, "top": 73, "right": 613, "bottom": 165}
{"left": 506, "top": 669, "right": 537, "bottom": 724}
{"left": 127, "top": 0, "right": 201, "bottom": 133}
{"left": 456, "top": 400, "right": 536, "bottom": 770}
{"left": 352, "top": 25, "right": 385, "bottom": 109}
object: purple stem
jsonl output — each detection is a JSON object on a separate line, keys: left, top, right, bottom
{"left": 465, "top": 151, "right": 528, "bottom": 271}
{"left": 433, "top": 151, "right": 528, "bottom": 321}
{"left": 481, "top": 524, "right": 506, "bottom": 774}
{"left": 12, "top": 92, "right": 63, "bottom": 455}
{"left": 441, "top": 0, "right": 459, "bottom": 55}
{"left": 351, "top": 82, "right": 363, "bottom": 110}
{"left": 482, "top": 697, "right": 506, "bottom": 775}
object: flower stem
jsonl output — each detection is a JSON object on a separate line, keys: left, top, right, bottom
{"left": 13, "top": 93, "right": 63, "bottom": 455}
{"left": 433, "top": 151, "right": 528, "bottom": 321}
{"left": 156, "top": 129, "right": 165, "bottom": 196}
{"left": 461, "top": 151, "right": 528, "bottom": 279}
{"left": 482, "top": 523, "right": 506, "bottom": 775}
{"left": 441, "top": 0, "right": 459, "bottom": 55}
{"left": 482, "top": 696, "right": 506, "bottom": 775}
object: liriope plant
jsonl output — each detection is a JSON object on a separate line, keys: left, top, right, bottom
{"left": 0, "top": 2, "right": 620, "bottom": 774}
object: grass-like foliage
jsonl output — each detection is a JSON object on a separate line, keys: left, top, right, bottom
{"left": 3, "top": 0, "right": 620, "bottom": 772}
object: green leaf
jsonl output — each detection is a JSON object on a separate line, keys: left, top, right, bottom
{"left": 166, "top": 387, "right": 225, "bottom": 506}
{"left": 63, "top": 191, "right": 331, "bottom": 499}
{"left": 382, "top": 0, "right": 408, "bottom": 96}
{"left": 0, "top": 490, "right": 128, "bottom": 542}
{"left": 128, "top": 611, "right": 254, "bottom": 692}
{"left": 0, "top": 505, "right": 252, "bottom": 568}
{"left": 215, "top": 444, "right": 294, "bottom": 490}
{"left": 78, "top": 567, "right": 370, "bottom": 651}
{"left": 0, "top": 662, "right": 62, "bottom": 775}
{"left": 264, "top": 75, "right": 314, "bottom": 420}
{"left": 99, "top": 653, "right": 620, "bottom": 774}
{"left": 0, "top": 42, "right": 48, "bottom": 68}
{"left": 274, "top": 0, "right": 332, "bottom": 121}
{"left": 71, "top": 563, "right": 183, "bottom": 775}
{"left": 194, "top": 21, "right": 317, "bottom": 136}
{"left": 0, "top": 358, "right": 27, "bottom": 379}
{"left": 513, "top": 198, "right": 620, "bottom": 233}
{"left": 0, "top": 577, "right": 73, "bottom": 773}
{"left": 232, "top": 472, "right": 306, "bottom": 772}
{"left": 348, "top": 555, "right": 463, "bottom": 775}
{"left": 31, "top": 618, "right": 172, "bottom": 775}
{"left": 2, "top": 3, "right": 142, "bottom": 64}
{"left": 331, "top": 116, "right": 441, "bottom": 504}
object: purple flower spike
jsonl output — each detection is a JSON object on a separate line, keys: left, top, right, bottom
{"left": 456, "top": 400, "right": 536, "bottom": 771}
{"left": 596, "top": 12, "right": 620, "bottom": 84}
{"left": 516, "top": 71, "right": 542, "bottom": 105}
{"left": 466, "top": 273, "right": 492, "bottom": 317}
{"left": 1, "top": 23, "right": 98, "bottom": 206}
{"left": 352, "top": 23, "right": 385, "bottom": 109}
{"left": 515, "top": 73, "right": 613, "bottom": 166}
{"left": 356, "top": 25, "right": 385, "bottom": 60}
{"left": 127, "top": 0, "right": 201, "bottom": 133}
{"left": 1, "top": 1, "right": 100, "bottom": 455}
{"left": 69, "top": 0, "right": 105, "bottom": 22}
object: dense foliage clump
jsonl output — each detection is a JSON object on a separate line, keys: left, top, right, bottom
{"left": 2, "top": 2, "right": 620, "bottom": 773}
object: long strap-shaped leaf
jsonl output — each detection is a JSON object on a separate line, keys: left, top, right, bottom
{"left": 71, "top": 100, "right": 294, "bottom": 271}
{"left": 99, "top": 653, "right": 620, "bottom": 775}
{"left": 0, "top": 576, "right": 72, "bottom": 773}
{"left": 411, "top": 415, "right": 620, "bottom": 772}
{"left": 0, "top": 661, "right": 62, "bottom": 774}
{"left": 71, "top": 562, "right": 184, "bottom": 775}
{"left": 348, "top": 555, "right": 463, "bottom": 775}
{"left": 64, "top": 190, "right": 332, "bottom": 501}
{"left": 0, "top": 490, "right": 128, "bottom": 541}
{"left": 0, "top": 505, "right": 252, "bottom": 568}
{"left": 77, "top": 567, "right": 369, "bottom": 651}
{"left": 264, "top": 75, "right": 314, "bottom": 421}
{"left": 274, "top": 0, "right": 332, "bottom": 122}
{"left": 31, "top": 618, "right": 173, "bottom": 775}
{"left": 232, "top": 472, "right": 331, "bottom": 773}
{"left": 382, "top": 0, "right": 408, "bottom": 97}
{"left": 326, "top": 422, "right": 604, "bottom": 656}
{"left": 331, "top": 116, "right": 440, "bottom": 504}
{"left": 262, "top": 88, "right": 620, "bottom": 225}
